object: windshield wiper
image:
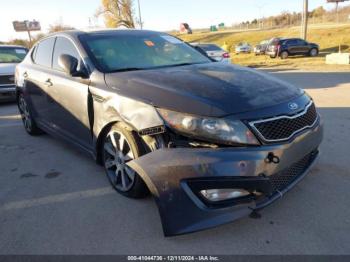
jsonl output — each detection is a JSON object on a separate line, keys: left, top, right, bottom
{"left": 109, "top": 67, "right": 145, "bottom": 73}
{"left": 171, "top": 63, "right": 194, "bottom": 67}
{"left": 153, "top": 62, "right": 207, "bottom": 69}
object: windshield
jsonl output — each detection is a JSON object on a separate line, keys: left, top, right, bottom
{"left": 81, "top": 33, "right": 211, "bottom": 73}
{"left": 0, "top": 47, "right": 28, "bottom": 63}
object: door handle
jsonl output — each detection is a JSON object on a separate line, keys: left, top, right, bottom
{"left": 23, "top": 72, "right": 28, "bottom": 78}
{"left": 44, "top": 79, "right": 53, "bottom": 87}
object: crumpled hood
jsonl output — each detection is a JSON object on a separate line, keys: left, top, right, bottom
{"left": 0, "top": 63, "right": 17, "bottom": 75}
{"left": 105, "top": 63, "right": 302, "bottom": 117}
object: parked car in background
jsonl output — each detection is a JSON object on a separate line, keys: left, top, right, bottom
{"left": 0, "top": 45, "right": 28, "bottom": 102}
{"left": 235, "top": 42, "right": 252, "bottom": 54}
{"left": 16, "top": 30, "right": 323, "bottom": 237}
{"left": 266, "top": 38, "right": 319, "bottom": 59}
{"left": 190, "top": 43, "right": 231, "bottom": 63}
{"left": 254, "top": 40, "right": 269, "bottom": 55}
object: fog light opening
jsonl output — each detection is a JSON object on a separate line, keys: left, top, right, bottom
{"left": 200, "top": 189, "right": 251, "bottom": 202}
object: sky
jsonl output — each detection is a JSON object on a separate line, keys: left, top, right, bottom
{"left": 0, "top": 0, "right": 348, "bottom": 42}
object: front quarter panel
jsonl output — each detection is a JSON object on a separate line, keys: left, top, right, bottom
{"left": 89, "top": 72, "right": 165, "bottom": 156}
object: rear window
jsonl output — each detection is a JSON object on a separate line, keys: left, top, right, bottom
{"left": 197, "top": 44, "right": 222, "bottom": 52}
{"left": 0, "top": 47, "right": 28, "bottom": 63}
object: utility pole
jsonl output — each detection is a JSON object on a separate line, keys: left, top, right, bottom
{"left": 336, "top": 1, "right": 339, "bottom": 23}
{"left": 301, "top": 0, "right": 308, "bottom": 40}
{"left": 137, "top": 0, "right": 143, "bottom": 29}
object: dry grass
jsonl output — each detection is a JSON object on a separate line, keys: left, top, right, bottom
{"left": 178, "top": 24, "right": 350, "bottom": 71}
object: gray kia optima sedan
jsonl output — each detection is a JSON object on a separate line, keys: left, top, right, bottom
{"left": 15, "top": 30, "right": 323, "bottom": 236}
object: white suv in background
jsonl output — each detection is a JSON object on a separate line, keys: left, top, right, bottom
{"left": 235, "top": 42, "right": 252, "bottom": 54}
{"left": 0, "top": 45, "right": 28, "bottom": 102}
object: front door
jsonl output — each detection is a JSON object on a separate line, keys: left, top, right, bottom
{"left": 47, "top": 37, "right": 92, "bottom": 151}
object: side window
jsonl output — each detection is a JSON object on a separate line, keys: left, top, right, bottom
{"left": 34, "top": 37, "right": 55, "bottom": 67}
{"left": 297, "top": 39, "right": 307, "bottom": 46}
{"left": 287, "top": 40, "right": 298, "bottom": 46}
{"left": 52, "top": 37, "right": 80, "bottom": 71}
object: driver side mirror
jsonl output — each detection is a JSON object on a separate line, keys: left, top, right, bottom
{"left": 58, "top": 54, "right": 79, "bottom": 76}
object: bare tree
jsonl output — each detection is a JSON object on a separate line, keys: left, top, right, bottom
{"left": 48, "top": 23, "right": 75, "bottom": 33}
{"left": 96, "top": 0, "right": 135, "bottom": 28}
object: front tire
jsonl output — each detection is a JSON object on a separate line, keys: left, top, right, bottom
{"left": 17, "top": 93, "right": 43, "bottom": 135}
{"left": 309, "top": 48, "right": 318, "bottom": 57}
{"left": 102, "top": 123, "right": 149, "bottom": 198}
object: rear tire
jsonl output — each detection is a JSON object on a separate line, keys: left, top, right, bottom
{"left": 280, "top": 51, "right": 289, "bottom": 59}
{"left": 17, "top": 93, "right": 43, "bottom": 136}
{"left": 102, "top": 123, "right": 149, "bottom": 198}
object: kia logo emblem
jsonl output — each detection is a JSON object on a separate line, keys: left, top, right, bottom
{"left": 288, "top": 102, "right": 299, "bottom": 110}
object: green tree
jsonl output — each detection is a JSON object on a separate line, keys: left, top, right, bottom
{"left": 96, "top": 0, "right": 135, "bottom": 28}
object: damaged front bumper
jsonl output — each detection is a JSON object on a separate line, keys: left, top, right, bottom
{"left": 128, "top": 122, "right": 323, "bottom": 237}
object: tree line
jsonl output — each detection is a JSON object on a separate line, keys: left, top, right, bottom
{"left": 234, "top": 5, "right": 350, "bottom": 29}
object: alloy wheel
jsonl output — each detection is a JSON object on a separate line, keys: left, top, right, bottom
{"left": 310, "top": 49, "right": 318, "bottom": 57}
{"left": 18, "top": 96, "right": 32, "bottom": 132}
{"left": 103, "top": 130, "right": 137, "bottom": 192}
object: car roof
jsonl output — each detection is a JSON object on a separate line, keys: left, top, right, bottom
{"left": 0, "top": 44, "right": 28, "bottom": 49}
{"left": 273, "top": 37, "right": 302, "bottom": 41}
{"left": 48, "top": 29, "right": 168, "bottom": 39}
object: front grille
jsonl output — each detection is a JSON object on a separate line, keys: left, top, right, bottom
{"left": 269, "top": 150, "right": 318, "bottom": 192}
{"left": 0, "top": 75, "right": 14, "bottom": 86}
{"left": 249, "top": 102, "right": 318, "bottom": 143}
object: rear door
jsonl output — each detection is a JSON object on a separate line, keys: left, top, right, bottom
{"left": 25, "top": 37, "right": 56, "bottom": 125}
{"left": 296, "top": 39, "right": 310, "bottom": 54}
{"left": 286, "top": 39, "right": 299, "bottom": 55}
{"left": 47, "top": 36, "right": 92, "bottom": 150}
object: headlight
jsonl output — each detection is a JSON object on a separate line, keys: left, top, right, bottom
{"left": 157, "top": 108, "right": 260, "bottom": 146}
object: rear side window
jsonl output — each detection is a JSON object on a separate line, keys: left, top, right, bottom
{"left": 52, "top": 37, "right": 80, "bottom": 71}
{"left": 287, "top": 39, "right": 298, "bottom": 45}
{"left": 34, "top": 37, "right": 55, "bottom": 67}
{"left": 296, "top": 39, "right": 307, "bottom": 45}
